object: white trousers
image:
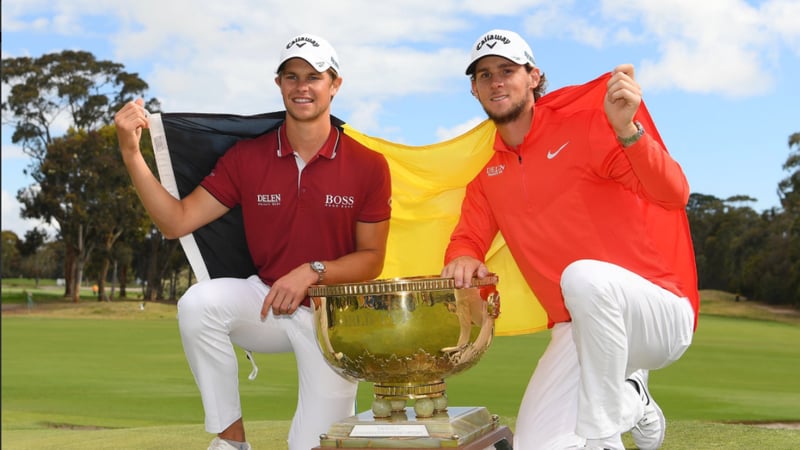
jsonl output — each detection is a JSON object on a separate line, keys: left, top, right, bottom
{"left": 514, "top": 260, "right": 695, "bottom": 449}
{"left": 177, "top": 275, "right": 357, "bottom": 450}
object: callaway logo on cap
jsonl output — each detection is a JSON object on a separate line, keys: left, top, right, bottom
{"left": 466, "top": 29, "right": 536, "bottom": 75}
{"left": 278, "top": 33, "right": 341, "bottom": 75}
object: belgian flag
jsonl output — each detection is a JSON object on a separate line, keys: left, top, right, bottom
{"left": 148, "top": 72, "right": 697, "bottom": 336}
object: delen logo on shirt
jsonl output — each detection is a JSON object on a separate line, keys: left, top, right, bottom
{"left": 257, "top": 193, "right": 281, "bottom": 206}
{"left": 486, "top": 164, "right": 505, "bottom": 177}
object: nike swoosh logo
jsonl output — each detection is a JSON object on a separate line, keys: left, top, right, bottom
{"left": 546, "top": 142, "right": 569, "bottom": 160}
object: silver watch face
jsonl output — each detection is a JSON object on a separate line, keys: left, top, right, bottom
{"left": 311, "top": 261, "right": 326, "bottom": 273}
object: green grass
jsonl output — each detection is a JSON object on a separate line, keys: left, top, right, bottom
{"left": 1, "top": 278, "right": 144, "bottom": 305}
{"left": 2, "top": 288, "right": 799, "bottom": 449}
{"left": 2, "top": 286, "right": 76, "bottom": 304}
{"left": 657, "top": 317, "right": 800, "bottom": 422}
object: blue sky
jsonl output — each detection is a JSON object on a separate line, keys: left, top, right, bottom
{"left": 2, "top": 0, "right": 799, "bottom": 238}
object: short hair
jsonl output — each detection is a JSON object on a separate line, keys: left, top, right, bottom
{"left": 276, "top": 64, "right": 339, "bottom": 82}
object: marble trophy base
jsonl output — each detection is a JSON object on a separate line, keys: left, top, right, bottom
{"left": 313, "top": 406, "right": 512, "bottom": 449}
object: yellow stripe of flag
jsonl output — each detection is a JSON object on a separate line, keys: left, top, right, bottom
{"left": 343, "top": 121, "right": 548, "bottom": 336}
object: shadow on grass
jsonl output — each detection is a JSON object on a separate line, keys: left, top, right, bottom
{"left": 3, "top": 419, "right": 799, "bottom": 450}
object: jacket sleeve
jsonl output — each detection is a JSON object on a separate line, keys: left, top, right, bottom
{"left": 444, "top": 175, "right": 500, "bottom": 264}
{"left": 623, "top": 131, "right": 690, "bottom": 209}
{"left": 597, "top": 111, "right": 690, "bottom": 210}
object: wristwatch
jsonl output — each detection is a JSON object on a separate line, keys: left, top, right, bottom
{"left": 310, "top": 261, "right": 327, "bottom": 283}
{"left": 617, "top": 121, "right": 645, "bottom": 147}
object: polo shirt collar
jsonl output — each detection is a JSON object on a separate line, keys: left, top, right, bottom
{"left": 276, "top": 123, "right": 340, "bottom": 160}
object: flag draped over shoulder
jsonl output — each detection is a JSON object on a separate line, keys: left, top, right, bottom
{"left": 341, "top": 124, "right": 548, "bottom": 335}
{"left": 147, "top": 72, "right": 697, "bottom": 336}
{"left": 149, "top": 112, "right": 291, "bottom": 281}
{"left": 148, "top": 111, "right": 546, "bottom": 336}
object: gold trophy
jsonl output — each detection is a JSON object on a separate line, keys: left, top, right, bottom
{"left": 309, "top": 275, "right": 512, "bottom": 449}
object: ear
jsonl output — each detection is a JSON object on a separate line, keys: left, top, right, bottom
{"left": 470, "top": 79, "right": 479, "bottom": 99}
{"left": 275, "top": 75, "right": 281, "bottom": 87}
{"left": 330, "top": 76, "right": 343, "bottom": 97}
{"left": 529, "top": 68, "right": 541, "bottom": 89}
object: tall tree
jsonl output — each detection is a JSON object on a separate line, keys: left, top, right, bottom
{"left": 1, "top": 231, "right": 22, "bottom": 278}
{"left": 20, "top": 243, "right": 59, "bottom": 287}
{"left": 16, "top": 228, "right": 51, "bottom": 286}
{"left": 18, "top": 129, "right": 99, "bottom": 301}
{"left": 778, "top": 132, "right": 800, "bottom": 215}
{"left": 111, "top": 240, "right": 135, "bottom": 299}
{"left": 17, "top": 228, "right": 49, "bottom": 258}
{"left": 2, "top": 50, "right": 156, "bottom": 159}
{"left": 686, "top": 193, "right": 764, "bottom": 295}
{"left": 763, "top": 132, "right": 800, "bottom": 306}
{"left": 91, "top": 125, "right": 151, "bottom": 301}
{"left": 17, "top": 126, "right": 150, "bottom": 302}
{"left": 2, "top": 50, "right": 158, "bottom": 298}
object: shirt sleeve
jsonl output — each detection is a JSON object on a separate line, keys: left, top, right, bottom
{"left": 358, "top": 152, "right": 392, "bottom": 223}
{"left": 200, "top": 144, "right": 242, "bottom": 209}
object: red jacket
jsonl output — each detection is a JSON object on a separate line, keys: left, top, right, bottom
{"left": 445, "top": 73, "right": 699, "bottom": 329}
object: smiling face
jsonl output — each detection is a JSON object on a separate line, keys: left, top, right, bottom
{"left": 275, "top": 58, "right": 342, "bottom": 123}
{"left": 471, "top": 56, "right": 540, "bottom": 125}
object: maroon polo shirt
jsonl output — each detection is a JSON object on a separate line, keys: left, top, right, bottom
{"left": 201, "top": 123, "right": 391, "bottom": 294}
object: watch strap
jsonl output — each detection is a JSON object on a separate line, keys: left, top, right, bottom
{"left": 310, "top": 261, "right": 326, "bottom": 283}
{"left": 617, "top": 121, "right": 645, "bottom": 147}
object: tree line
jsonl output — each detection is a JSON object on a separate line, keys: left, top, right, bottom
{"left": 688, "top": 132, "right": 799, "bottom": 308}
{"left": 2, "top": 51, "right": 798, "bottom": 307}
{"left": 1, "top": 50, "right": 184, "bottom": 302}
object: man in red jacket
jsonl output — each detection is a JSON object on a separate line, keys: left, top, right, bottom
{"left": 442, "top": 29, "right": 698, "bottom": 450}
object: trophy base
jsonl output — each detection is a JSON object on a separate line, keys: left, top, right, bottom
{"left": 314, "top": 406, "right": 512, "bottom": 449}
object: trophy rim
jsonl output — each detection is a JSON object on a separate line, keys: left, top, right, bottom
{"left": 308, "top": 274, "right": 498, "bottom": 297}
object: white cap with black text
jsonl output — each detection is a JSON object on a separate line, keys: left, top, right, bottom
{"left": 277, "top": 33, "right": 341, "bottom": 76}
{"left": 465, "top": 29, "right": 536, "bottom": 75}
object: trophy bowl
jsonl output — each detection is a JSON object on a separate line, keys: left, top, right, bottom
{"left": 309, "top": 275, "right": 500, "bottom": 418}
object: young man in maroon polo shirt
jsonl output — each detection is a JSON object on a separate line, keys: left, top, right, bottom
{"left": 115, "top": 33, "right": 391, "bottom": 450}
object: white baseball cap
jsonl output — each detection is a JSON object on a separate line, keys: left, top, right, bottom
{"left": 277, "top": 33, "right": 341, "bottom": 75}
{"left": 465, "top": 29, "right": 536, "bottom": 75}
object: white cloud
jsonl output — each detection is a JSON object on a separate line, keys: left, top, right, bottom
{"left": 523, "top": 5, "right": 608, "bottom": 48}
{"left": 639, "top": 41, "right": 770, "bottom": 97}
{"left": 1, "top": 0, "right": 796, "bottom": 219}
{"left": 0, "top": 1, "right": 474, "bottom": 120}
{"left": 3, "top": 0, "right": 796, "bottom": 103}
{"left": 345, "top": 101, "right": 384, "bottom": 136}
{"left": 436, "top": 117, "right": 486, "bottom": 142}
{"left": 459, "top": 0, "right": 549, "bottom": 16}
{"left": 600, "top": 0, "right": 790, "bottom": 97}
{"left": 763, "top": 0, "right": 800, "bottom": 53}
{"left": 1, "top": 189, "right": 54, "bottom": 237}
{"left": 1, "top": 142, "right": 26, "bottom": 160}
